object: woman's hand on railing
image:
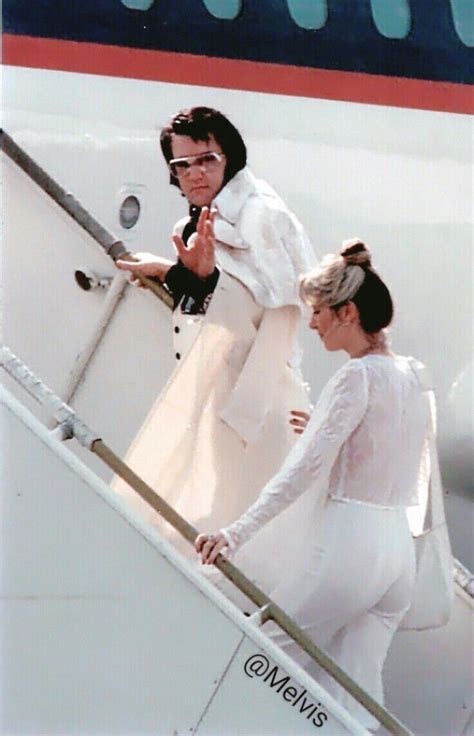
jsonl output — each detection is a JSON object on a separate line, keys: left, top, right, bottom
{"left": 289, "top": 410, "right": 311, "bottom": 435}
{"left": 195, "top": 531, "right": 229, "bottom": 565}
{"left": 116, "top": 252, "right": 174, "bottom": 285}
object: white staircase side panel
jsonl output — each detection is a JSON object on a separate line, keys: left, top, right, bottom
{"left": 1, "top": 152, "right": 175, "bottom": 472}
{"left": 4, "top": 99, "right": 473, "bottom": 466}
{"left": 2, "top": 122, "right": 473, "bottom": 734}
{"left": 0, "top": 389, "right": 367, "bottom": 735}
{"left": 2, "top": 153, "right": 116, "bottom": 401}
{"left": 3, "top": 122, "right": 473, "bottom": 563}
{"left": 196, "top": 636, "right": 336, "bottom": 735}
{"left": 384, "top": 592, "right": 474, "bottom": 736}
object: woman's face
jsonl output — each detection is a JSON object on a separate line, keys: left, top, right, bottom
{"left": 310, "top": 305, "right": 344, "bottom": 352}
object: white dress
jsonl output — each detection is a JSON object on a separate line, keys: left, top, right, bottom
{"left": 221, "top": 354, "right": 430, "bottom": 729}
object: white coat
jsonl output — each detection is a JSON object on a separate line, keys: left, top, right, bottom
{"left": 113, "top": 168, "right": 317, "bottom": 592}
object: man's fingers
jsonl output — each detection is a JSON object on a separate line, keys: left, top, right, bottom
{"left": 116, "top": 260, "right": 140, "bottom": 271}
{"left": 173, "top": 233, "right": 187, "bottom": 257}
{"left": 116, "top": 261, "right": 152, "bottom": 275}
{"left": 196, "top": 206, "right": 209, "bottom": 236}
{"left": 203, "top": 220, "right": 216, "bottom": 245}
{"left": 197, "top": 206, "right": 217, "bottom": 238}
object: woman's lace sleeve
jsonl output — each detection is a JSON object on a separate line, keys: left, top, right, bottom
{"left": 221, "top": 360, "right": 369, "bottom": 550}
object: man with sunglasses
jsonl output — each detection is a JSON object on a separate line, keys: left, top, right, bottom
{"left": 115, "top": 107, "right": 316, "bottom": 596}
{"left": 117, "top": 109, "right": 243, "bottom": 309}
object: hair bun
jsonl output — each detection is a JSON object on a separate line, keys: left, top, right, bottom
{"left": 340, "top": 239, "right": 372, "bottom": 268}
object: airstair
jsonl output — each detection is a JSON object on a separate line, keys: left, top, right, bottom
{"left": 2, "top": 130, "right": 473, "bottom": 736}
{"left": 1, "top": 347, "right": 400, "bottom": 735}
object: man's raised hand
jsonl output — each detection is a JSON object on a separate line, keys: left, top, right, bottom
{"left": 173, "top": 207, "right": 217, "bottom": 279}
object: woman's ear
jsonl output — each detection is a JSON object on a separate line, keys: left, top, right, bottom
{"left": 338, "top": 302, "right": 359, "bottom": 324}
{"left": 346, "top": 301, "right": 360, "bottom": 324}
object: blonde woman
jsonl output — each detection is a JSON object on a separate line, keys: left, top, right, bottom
{"left": 196, "top": 239, "right": 430, "bottom": 729}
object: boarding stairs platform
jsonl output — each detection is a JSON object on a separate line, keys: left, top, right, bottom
{"left": 2, "top": 347, "right": 401, "bottom": 736}
{"left": 2, "top": 130, "right": 473, "bottom": 736}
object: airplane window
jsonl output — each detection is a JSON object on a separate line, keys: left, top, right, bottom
{"left": 119, "top": 195, "right": 141, "bottom": 229}
{"left": 370, "top": 0, "right": 411, "bottom": 39}
{"left": 202, "top": 0, "right": 242, "bottom": 20}
{"left": 286, "top": 0, "right": 327, "bottom": 30}
{"left": 449, "top": 0, "right": 474, "bottom": 46}
{"left": 121, "top": 0, "right": 154, "bottom": 8}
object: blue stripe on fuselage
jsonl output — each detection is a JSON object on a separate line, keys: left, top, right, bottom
{"left": 3, "top": 0, "right": 473, "bottom": 85}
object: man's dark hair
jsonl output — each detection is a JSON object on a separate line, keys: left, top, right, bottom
{"left": 160, "top": 106, "right": 247, "bottom": 188}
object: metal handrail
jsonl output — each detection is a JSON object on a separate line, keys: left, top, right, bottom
{"left": 0, "top": 345, "right": 411, "bottom": 736}
{"left": 0, "top": 128, "right": 173, "bottom": 309}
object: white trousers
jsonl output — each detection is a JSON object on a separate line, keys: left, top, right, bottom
{"left": 264, "top": 498, "right": 416, "bottom": 730}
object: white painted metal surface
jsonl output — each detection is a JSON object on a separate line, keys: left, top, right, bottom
{"left": 384, "top": 587, "right": 474, "bottom": 736}
{"left": 1, "top": 386, "right": 368, "bottom": 735}
{"left": 2, "top": 152, "right": 175, "bottom": 472}
{"left": 2, "top": 63, "right": 473, "bottom": 734}
{"left": 3, "top": 92, "right": 473, "bottom": 561}
{"left": 4, "top": 68, "right": 472, "bottom": 492}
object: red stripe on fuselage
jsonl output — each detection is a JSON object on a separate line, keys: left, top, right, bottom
{"left": 3, "top": 34, "right": 473, "bottom": 115}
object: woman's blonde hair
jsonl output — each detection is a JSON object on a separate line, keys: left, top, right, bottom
{"left": 300, "top": 239, "right": 394, "bottom": 333}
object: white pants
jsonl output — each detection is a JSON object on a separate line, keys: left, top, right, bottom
{"left": 263, "top": 498, "right": 416, "bottom": 730}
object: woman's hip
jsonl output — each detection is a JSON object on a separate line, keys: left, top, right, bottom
{"left": 316, "top": 496, "right": 414, "bottom": 573}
